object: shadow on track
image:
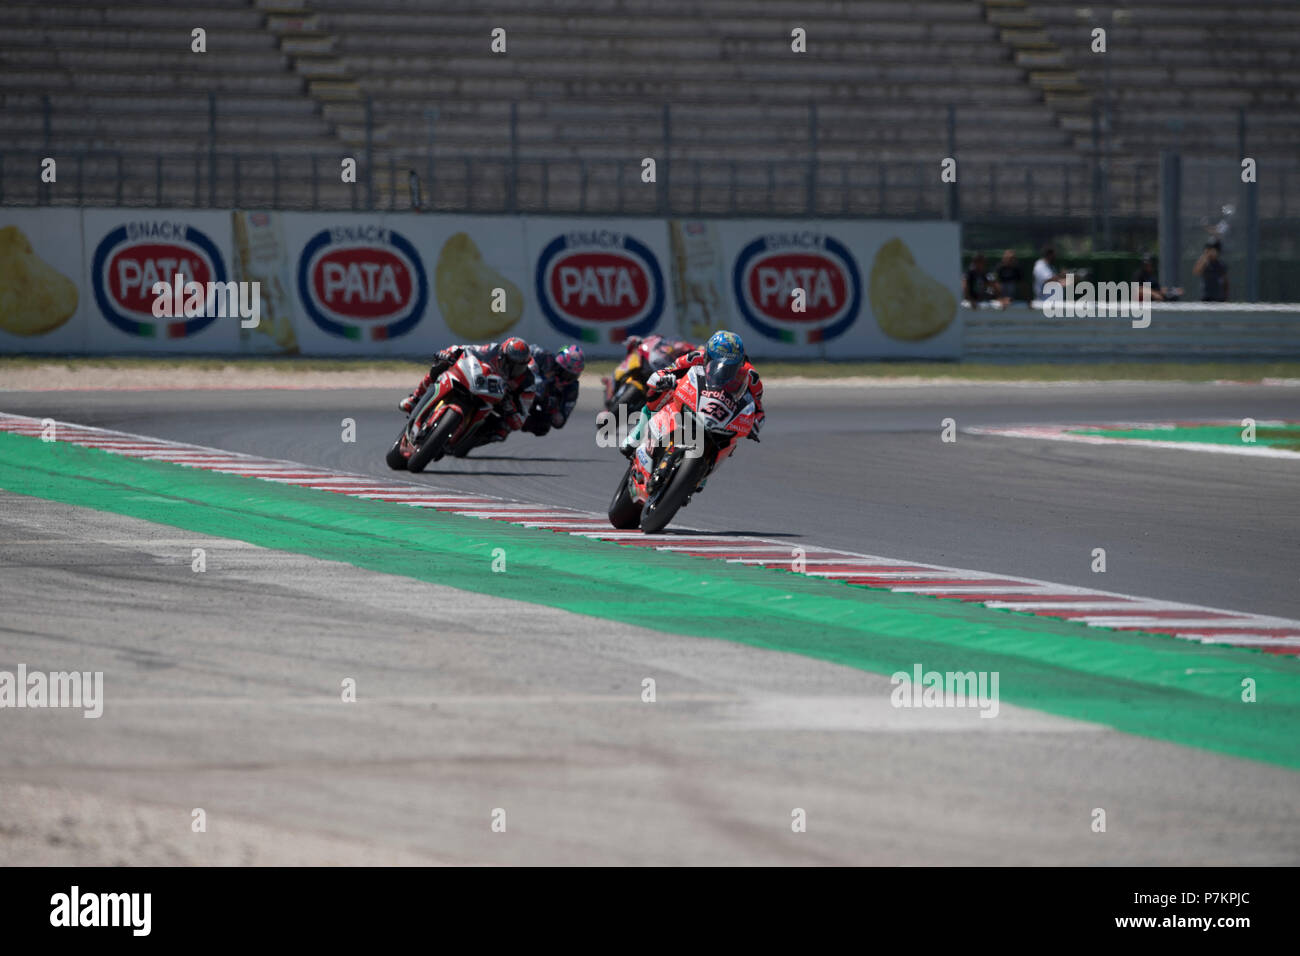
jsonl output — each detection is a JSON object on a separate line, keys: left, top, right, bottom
{"left": 657, "top": 530, "right": 801, "bottom": 539}
{"left": 456, "top": 455, "right": 606, "bottom": 463}
{"left": 408, "top": 470, "right": 566, "bottom": 478}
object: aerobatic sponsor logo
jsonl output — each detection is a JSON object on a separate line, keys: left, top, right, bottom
{"left": 732, "top": 231, "right": 861, "bottom": 343}
{"left": 297, "top": 225, "right": 427, "bottom": 340}
{"left": 91, "top": 220, "right": 227, "bottom": 338}
{"left": 535, "top": 230, "right": 665, "bottom": 343}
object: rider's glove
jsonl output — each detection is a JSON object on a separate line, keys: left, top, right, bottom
{"left": 646, "top": 370, "right": 675, "bottom": 393}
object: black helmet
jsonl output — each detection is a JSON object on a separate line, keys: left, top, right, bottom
{"left": 499, "top": 337, "right": 529, "bottom": 377}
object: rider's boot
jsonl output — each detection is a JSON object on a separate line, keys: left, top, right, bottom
{"left": 620, "top": 407, "right": 651, "bottom": 459}
{"left": 399, "top": 372, "right": 434, "bottom": 414}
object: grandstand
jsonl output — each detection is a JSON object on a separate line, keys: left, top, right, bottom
{"left": 1, "top": 0, "right": 1298, "bottom": 227}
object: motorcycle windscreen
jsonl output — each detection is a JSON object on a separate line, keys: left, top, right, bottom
{"left": 704, "top": 358, "right": 746, "bottom": 395}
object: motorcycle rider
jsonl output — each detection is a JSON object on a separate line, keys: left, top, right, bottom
{"left": 604, "top": 334, "right": 693, "bottom": 415}
{"left": 620, "top": 329, "right": 764, "bottom": 457}
{"left": 399, "top": 337, "right": 540, "bottom": 448}
{"left": 623, "top": 334, "right": 696, "bottom": 364}
{"left": 523, "top": 343, "right": 585, "bottom": 436}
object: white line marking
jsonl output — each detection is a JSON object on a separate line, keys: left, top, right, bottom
{"left": 353, "top": 492, "right": 476, "bottom": 500}
{"left": 1188, "top": 635, "right": 1300, "bottom": 647}
{"left": 452, "top": 511, "right": 587, "bottom": 518}
{"left": 1078, "top": 617, "right": 1276, "bottom": 629}
{"left": 966, "top": 421, "right": 1300, "bottom": 460}
{"left": 892, "top": 586, "right": 1060, "bottom": 595}
{"left": 806, "top": 570, "right": 984, "bottom": 579}
{"left": 983, "top": 600, "right": 1153, "bottom": 611}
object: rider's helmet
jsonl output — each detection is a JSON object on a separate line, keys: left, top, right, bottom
{"left": 555, "top": 344, "right": 585, "bottom": 381}
{"left": 705, "top": 330, "right": 745, "bottom": 363}
{"left": 498, "top": 337, "right": 530, "bottom": 378}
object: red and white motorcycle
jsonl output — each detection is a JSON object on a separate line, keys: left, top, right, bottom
{"left": 608, "top": 359, "right": 759, "bottom": 533}
{"left": 386, "top": 350, "right": 512, "bottom": 473}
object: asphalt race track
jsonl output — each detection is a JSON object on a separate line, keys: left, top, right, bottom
{"left": 4, "top": 380, "right": 1296, "bottom": 616}
{"left": 2, "top": 380, "right": 1298, "bottom": 864}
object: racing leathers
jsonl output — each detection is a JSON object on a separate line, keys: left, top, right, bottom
{"left": 621, "top": 349, "right": 765, "bottom": 455}
{"left": 624, "top": 334, "right": 696, "bottom": 368}
{"left": 522, "top": 344, "right": 580, "bottom": 436}
{"left": 401, "top": 342, "right": 539, "bottom": 449}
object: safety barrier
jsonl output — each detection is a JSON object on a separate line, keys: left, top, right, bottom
{"left": 963, "top": 303, "right": 1300, "bottom": 360}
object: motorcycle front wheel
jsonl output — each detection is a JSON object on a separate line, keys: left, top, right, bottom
{"left": 385, "top": 436, "right": 408, "bottom": 470}
{"left": 606, "top": 380, "right": 645, "bottom": 417}
{"left": 407, "top": 408, "right": 462, "bottom": 473}
{"left": 607, "top": 464, "right": 644, "bottom": 529}
{"left": 638, "top": 452, "right": 706, "bottom": 534}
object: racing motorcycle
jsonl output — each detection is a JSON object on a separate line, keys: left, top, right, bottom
{"left": 601, "top": 336, "right": 693, "bottom": 424}
{"left": 386, "top": 350, "right": 512, "bottom": 473}
{"left": 607, "top": 359, "right": 758, "bottom": 534}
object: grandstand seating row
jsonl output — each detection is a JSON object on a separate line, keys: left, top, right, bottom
{"left": 1, "top": 0, "right": 1295, "bottom": 219}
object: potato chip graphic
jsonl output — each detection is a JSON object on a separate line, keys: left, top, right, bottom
{"left": 232, "top": 211, "right": 298, "bottom": 353}
{"left": 0, "top": 225, "right": 79, "bottom": 337}
{"left": 869, "top": 238, "right": 956, "bottom": 341}
{"left": 435, "top": 232, "right": 523, "bottom": 338}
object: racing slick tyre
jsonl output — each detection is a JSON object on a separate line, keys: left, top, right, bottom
{"left": 639, "top": 453, "right": 706, "bottom": 534}
{"left": 607, "top": 464, "right": 644, "bottom": 529}
{"left": 385, "top": 439, "right": 408, "bottom": 470}
{"left": 603, "top": 380, "right": 645, "bottom": 425}
{"left": 611, "top": 380, "right": 643, "bottom": 410}
{"left": 407, "top": 408, "right": 462, "bottom": 473}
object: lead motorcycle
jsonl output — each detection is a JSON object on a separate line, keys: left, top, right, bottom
{"left": 386, "top": 350, "right": 512, "bottom": 473}
{"left": 607, "top": 359, "right": 758, "bottom": 534}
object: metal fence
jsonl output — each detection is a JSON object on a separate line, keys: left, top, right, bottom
{"left": 0, "top": 146, "right": 1186, "bottom": 224}
{"left": 6, "top": 103, "right": 1300, "bottom": 297}
{"left": 6, "top": 96, "right": 1299, "bottom": 232}
{"left": 7, "top": 150, "right": 1299, "bottom": 239}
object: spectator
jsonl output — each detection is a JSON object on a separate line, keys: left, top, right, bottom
{"left": 1132, "top": 253, "right": 1182, "bottom": 302}
{"left": 994, "top": 249, "right": 1023, "bottom": 305}
{"left": 1032, "top": 246, "right": 1065, "bottom": 301}
{"left": 1193, "top": 238, "right": 1229, "bottom": 302}
{"left": 962, "top": 253, "right": 992, "bottom": 305}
